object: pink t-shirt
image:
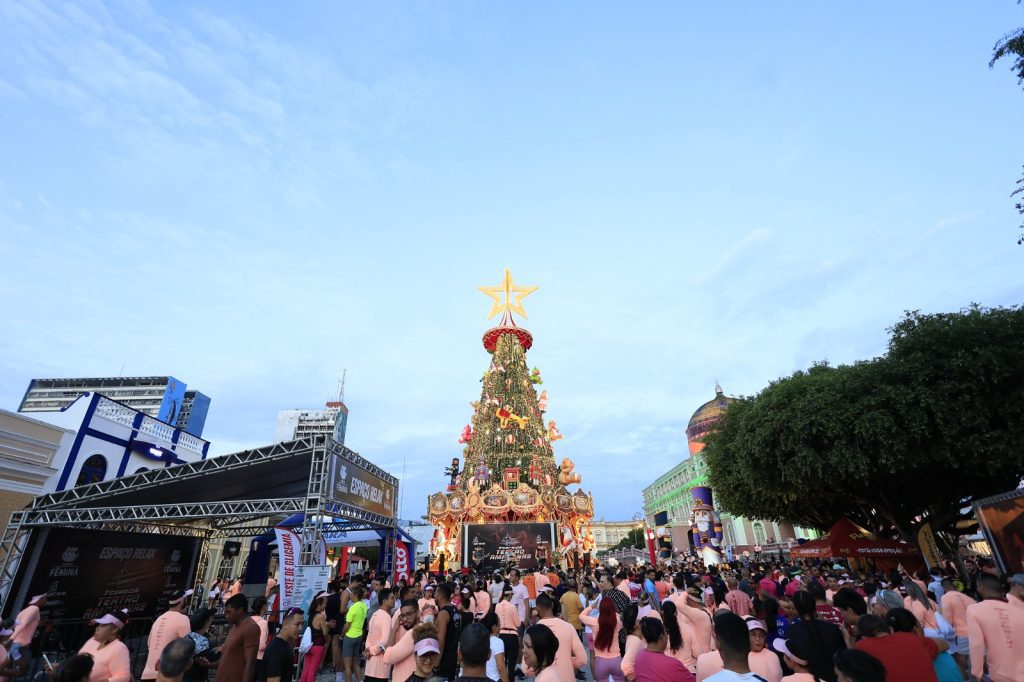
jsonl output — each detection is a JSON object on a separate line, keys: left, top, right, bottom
{"left": 79, "top": 637, "right": 132, "bottom": 682}
{"left": 579, "top": 607, "right": 621, "bottom": 657}
{"left": 252, "top": 616, "right": 269, "bottom": 660}
{"left": 725, "top": 590, "right": 753, "bottom": 617}
{"left": 141, "top": 610, "right": 191, "bottom": 678}
{"left": 524, "top": 617, "right": 585, "bottom": 680}
{"left": 635, "top": 649, "right": 695, "bottom": 682}
{"left": 967, "top": 599, "right": 1024, "bottom": 682}
{"left": 364, "top": 609, "right": 393, "bottom": 679}
{"left": 11, "top": 605, "right": 40, "bottom": 646}
{"left": 382, "top": 627, "right": 416, "bottom": 682}
{"left": 941, "top": 590, "right": 975, "bottom": 637}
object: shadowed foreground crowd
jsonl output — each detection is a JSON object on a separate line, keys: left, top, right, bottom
{"left": 3, "top": 555, "right": 1023, "bottom": 682}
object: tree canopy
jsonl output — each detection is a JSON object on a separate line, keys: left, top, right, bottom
{"left": 991, "top": 25, "right": 1024, "bottom": 244}
{"left": 703, "top": 305, "right": 1024, "bottom": 543}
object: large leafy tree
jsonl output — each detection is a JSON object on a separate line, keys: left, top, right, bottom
{"left": 703, "top": 305, "right": 1024, "bottom": 544}
{"left": 991, "top": 25, "right": 1024, "bottom": 244}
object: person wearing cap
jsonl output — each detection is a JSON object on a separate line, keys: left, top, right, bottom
{"left": 141, "top": 589, "right": 194, "bottom": 680}
{"left": 420, "top": 584, "right": 438, "bottom": 616}
{"left": 9, "top": 593, "right": 45, "bottom": 667}
{"left": 78, "top": 608, "right": 132, "bottom": 682}
{"left": 772, "top": 637, "right": 815, "bottom": 682}
{"left": 494, "top": 586, "right": 521, "bottom": 682}
{"left": 407, "top": 621, "right": 443, "bottom": 681}
{"left": 938, "top": 576, "right": 973, "bottom": 680}
{"left": 745, "top": 618, "right": 782, "bottom": 682}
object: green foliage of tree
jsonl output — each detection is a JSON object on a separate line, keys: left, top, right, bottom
{"left": 703, "top": 305, "right": 1024, "bottom": 543}
{"left": 991, "top": 25, "right": 1024, "bottom": 244}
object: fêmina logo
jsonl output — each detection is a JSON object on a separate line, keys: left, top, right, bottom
{"left": 170, "top": 550, "right": 182, "bottom": 563}
{"left": 62, "top": 547, "right": 79, "bottom": 563}
{"left": 52, "top": 546, "right": 81, "bottom": 577}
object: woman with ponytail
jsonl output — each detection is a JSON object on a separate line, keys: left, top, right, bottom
{"left": 785, "top": 591, "right": 845, "bottom": 682}
{"left": 660, "top": 601, "right": 697, "bottom": 671}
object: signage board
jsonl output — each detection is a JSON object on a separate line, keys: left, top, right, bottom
{"left": 974, "top": 488, "right": 1024, "bottom": 575}
{"left": 16, "top": 527, "right": 199, "bottom": 621}
{"left": 292, "top": 565, "right": 332, "bottom": 613}
{"left": 327, "top": 451, "right": 397, "bottom": 520}
{"left": 463, "top": 523, "right": 555, "bottom": 573}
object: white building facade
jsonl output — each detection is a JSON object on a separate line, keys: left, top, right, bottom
{"left": 276, "top": 401, "right": 349, "bottom": 444}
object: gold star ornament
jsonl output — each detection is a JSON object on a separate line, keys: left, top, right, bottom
{"left": 479, "top": 269, "right": 538, "bottom": 320}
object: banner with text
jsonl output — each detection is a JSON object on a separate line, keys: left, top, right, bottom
{"left": 274, "top": 526, "right": 302, "bottom": 610}
{"left": 464, "top": 523, "right": 555, "bottom": 572}
{"left": 293, "top": 565, "right": 332, "bottom": 613}
{"left": 393, "top": 540, "right": 411, "bottom": 584}
{"left": 16, "top": 527, "right": 198, "bottom": 621}
{"left": 327, "top": 453, "right": 397, "bottom": 520}
{"left": 974, "top": 489, "right": 1024, "bottom": 575}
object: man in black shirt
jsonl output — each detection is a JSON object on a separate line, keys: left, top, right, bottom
{"left": 434, "top": 583, "right": 462, "bottom": 681}
{"left": 261, "top": 607, "right": 304, "bottom": 682}
{"left": 455, "top": 623, "right": 492, "bottom": 682}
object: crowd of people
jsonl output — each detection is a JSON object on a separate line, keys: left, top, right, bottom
{"left": 2, "top": 554, "right": 1023, "bottom": 682}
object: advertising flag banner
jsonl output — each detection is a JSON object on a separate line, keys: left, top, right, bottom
{"left": 393, "top": 540, "right": 410, "bottom": 584}
{"left": 917, "top": 523, "right": 942, "bottom": 571}
{"left": 274, "top": 526, "right": 302, "bottom": 609}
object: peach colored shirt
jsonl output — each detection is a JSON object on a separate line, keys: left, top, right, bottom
{"left": 579, "top": 606, "right": 621, "bottom": 657}
{"left": 967, "top": 598, "right": 1024, "bottom": 682}
{"left": 940, "top": 590, "right": 975, "bottom": 637}
{"left": 496, "top": 600, "right": 521, "bottom": 633}
{"left": 524, "top": 617, "right": 585, "bottom": 679}
{"left": 364, "top": 609, "right": 393, "bottom": 679}
{"left": 142, "top": 610, "right": 191, "bottom": 678}
{"left": 417, "top": 597, "right": 436, "bottom": 615}
{"left": 475, "top": 590, "right": 491, "bottom": 616}
{"left": 904, "top": 596, "right": 939, "bottom": 631}
{"left": 620, "top": 634, "right": 645, "bottom": 678}
{"left": 11, "top": 605, "right": 39, "bottom": 646}
{"left": 79, "top": 637, "right": 131, "bottom": 682}
{"left": 534, "top": 572, "right": 550, "bottom": 594}
{"left": 253, "top": 616, "right": 268, "bottom": 660}
{"left": 672, "top": 596, "right": 714, "bottom": 655}
{"left": 668, "top": 620, "right": 699, "bottom": 670}
{"left": 382, "top": 628, "right": 416, "bottom": 682}
{"left": 695, "top": 650, "right": 723, "bottom": 681}
{"left": 535, "top": 666, "right": 560, "bottom": 682}
{"left": 617, "top": 581, "right": 632, "bottom": 601}
{"left": 749, "top": 647, "right": 784, "bottom": 682}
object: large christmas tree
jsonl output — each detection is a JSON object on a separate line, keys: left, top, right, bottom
{"left": 427, "top": 270, "right": 593, "bottom": 568}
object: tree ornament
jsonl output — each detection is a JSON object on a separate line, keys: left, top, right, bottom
{"left": 496, "top": 406, "right": 528, "bottom": 429}
{"left": 530, "top": 367, "right": 543, "bottom": 384}
{"left": 547, "top": 420, "right": 563, "bottom": 441}
{"left": 538, "top": 390, "right": 548, "bottom": 411}
{"left": 458, "top": 424, "right": 473, "bottom": 444}
{"left": 505, "top": 433, "right": 514, "bottom": 444}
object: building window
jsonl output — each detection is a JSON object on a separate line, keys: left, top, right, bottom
{"left": 752, "top": 521, "right": 767, "bottom": 546}
{"left": 218, "top": 556, "right": 238, "bottom": 580}
{"left": 75, "top": 455, "right": 107, "bottom": 486}
{"left": 723, "top": 521, "right": 736, "bottom": 548}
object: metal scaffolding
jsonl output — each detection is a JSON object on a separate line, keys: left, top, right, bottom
{"left": 0, "top": 435, "right": 399, "bottom": 612}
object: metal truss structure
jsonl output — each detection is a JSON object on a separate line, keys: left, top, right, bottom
{"left": 0, "top": 436, "right": 400, "bottom": 611}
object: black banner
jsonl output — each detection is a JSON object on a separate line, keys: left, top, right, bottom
{"left": 20, "top": 528, "right": 199, "bottom": 621}
{"left": 328, "top": 455, "right": 397, "bottom": 519}
{"left": 464, "top": 523, "right": 555, "bottom": 572}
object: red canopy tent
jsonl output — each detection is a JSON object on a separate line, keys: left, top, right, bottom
{"left": 790, "top": 518, "right": 923, "bottom": 571}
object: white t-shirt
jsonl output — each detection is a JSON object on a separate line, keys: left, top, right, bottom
{"left": 705, "top": 670, "right": 768, "bottom": 681}
{"left": 485, "top": 635, "right": 506, "bottom": 681}
{"left": 510, "top": 583, "right": 530, "bottom": 622}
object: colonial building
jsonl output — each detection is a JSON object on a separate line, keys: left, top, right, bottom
{"left": 643, "top": 385, "right": 817, "bottom": 554}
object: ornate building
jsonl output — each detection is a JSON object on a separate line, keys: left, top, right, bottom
{"left": 643, "top": 385, "right": 817, "bottom": 555}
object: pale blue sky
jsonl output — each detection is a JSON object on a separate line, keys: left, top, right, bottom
{"left": 1, "top": 1, "right": 1022, "bottom": 521}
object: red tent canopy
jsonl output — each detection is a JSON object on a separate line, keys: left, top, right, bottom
{"left": 790, "top": 518, "right": 921, "bottom": 560}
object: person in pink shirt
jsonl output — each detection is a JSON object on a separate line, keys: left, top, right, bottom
{"left": 474, "top": 580, "right": 491, "bottom": 620}
{"left": 522, "top": 623, "right": 560, "bottom": 682}
{"left": 939, "top": 576, "right": 974, "bottom": 679}
{"left": 724, "top": 578, "right": 753, "bottom": 617}
{"left": 667, "top": 578, "right": 713, "bottom": 657}
{"left": 661, "top": 601, "right": 698, "bottom": 671}
{"left": 495, "top": 586, "right": 522, "bottom": 681}
{"left": 78, "top": 608, "right": 132, "bottom": 682}
{"left": 634, "top": 616, "right": 695, "bottom": 682}
{"left": 10, "top": 594, "right": 45, "bottom": 649}
{"left": 615, "top": 573, "right": 633, "bottom": 602}
{"left": 381, "top": 598, "right": 420, "bottom": 682}
{"left": 966, "top": 573, "right": 1024, "bottom": 682}
{"left": 744, "top": 618, "right": 783, "bottom": 682}
{"left": 362, "top": 587, "right": 395, "bottom": 682}
{"left": 580, "top": 597, "right": 623, "bottom": 681}
{"left": 772, "top": 636, "right": 817, "bottom": 682}
{"left": 619, "top": 605, "right": 645, "bottom": 680}
{"left": 523, "top": 593, "right": 586, "bottom": 680}
{"left": 141, "top": 589, "right": 194, "bottom": 680}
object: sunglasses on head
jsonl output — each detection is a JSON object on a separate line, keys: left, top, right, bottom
{"left": 285, "top": 607, "right": 304, "bottom": 618}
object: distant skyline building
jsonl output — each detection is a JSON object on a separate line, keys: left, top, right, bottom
{"left": 276, "top": 400, "right": 349, "bottom": 444}
{"left": 18, "top": 376, "right": 211, "bottom": 437}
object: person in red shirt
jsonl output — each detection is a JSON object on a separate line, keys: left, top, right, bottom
{"left": 854, "top": 612, "right": 941, "bottom": 682}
